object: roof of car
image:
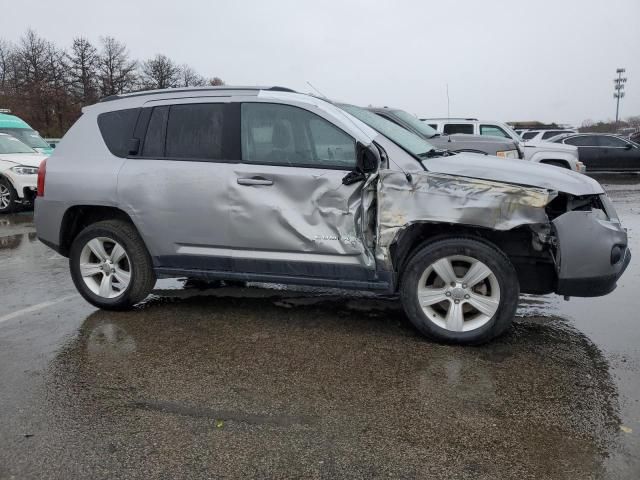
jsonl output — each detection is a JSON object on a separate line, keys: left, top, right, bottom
{"left": 0, "top": 112, "right": 31, "bottom": 129}
{"left": 420, "top": 117, "right": 479, "bottom": 121}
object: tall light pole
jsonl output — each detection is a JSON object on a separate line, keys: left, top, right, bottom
{"left": 614, "top": 68, "right": 627, "bottom": 126}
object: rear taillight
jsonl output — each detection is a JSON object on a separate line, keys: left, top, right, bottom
{"left": 36, "top": 159, "right": 47, "bottom": 197}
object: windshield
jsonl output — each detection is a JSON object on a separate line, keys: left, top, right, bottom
{"left": 0, "top": 134, "right": 37, "bottom": 154}
{"left": 338, "top": 104, "right": 435, "bottom": 157}
{"left": 0, "top": 128, "right": 50, "bottom": 149}
{"left": 391, "top": 110, "right": 439, "bottom": 138}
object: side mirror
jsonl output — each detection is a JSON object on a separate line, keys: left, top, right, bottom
{"left": 624, "top": 143, "right": 633, "bottom": 150}
{"left": 357, "top": 143, "right": 380, "bottom": 173}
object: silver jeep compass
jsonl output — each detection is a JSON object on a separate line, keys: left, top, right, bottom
{"left": 34, "top": 86, "right": 630, "bottom": 344}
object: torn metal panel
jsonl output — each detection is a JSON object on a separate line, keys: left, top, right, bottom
{"left": 376, "top": 170, "right": 557, "bottom": 267}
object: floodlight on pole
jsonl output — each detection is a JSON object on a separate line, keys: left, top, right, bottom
{"left": 614, "top": 68, "right": 627, "bottom": 126}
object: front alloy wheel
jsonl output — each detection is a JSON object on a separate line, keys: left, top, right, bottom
{"left": 417, "top": 255, "right": 500, "bottom": 333}
{"left": 400, "top": 238, "right": 519, "bottom": 344}
{"left": 0, "top": 179, "right": 18, "bottom": 213}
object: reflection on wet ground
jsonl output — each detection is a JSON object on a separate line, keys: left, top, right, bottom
{"left": 0, "top": 176, "right": 639, "bottom": 478}
{"left": 30, "top": 295, "right": 618, "bottom": 479}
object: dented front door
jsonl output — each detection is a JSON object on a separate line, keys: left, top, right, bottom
{"left": 229, "top": 102, "right": 375, "bottom": 280}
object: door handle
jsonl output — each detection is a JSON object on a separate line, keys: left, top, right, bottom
{"left": 237, "top": 176, "right": 273, "bottom": 186}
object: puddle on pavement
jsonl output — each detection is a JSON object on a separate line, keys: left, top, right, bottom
{"left": 37, "top": 292, "right": 621, "bottom": 479}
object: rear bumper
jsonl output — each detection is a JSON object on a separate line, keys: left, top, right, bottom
{"left": 556, "top": 248, "right": 631, "bottom": 297}
{"left": 34, "top": 197, "right": 67, "bottom": 255}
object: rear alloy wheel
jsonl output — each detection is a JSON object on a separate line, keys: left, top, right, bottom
{"left": 0, "top": 178, "right": 18, "bottom": 214}
{"left": 70, "top": 220, "right": 156, "bottom": 310}
{"left": 400, "top": 238, "right": 519, "bottom": 344}
{"left": 79, "top": 237, "right": 132, "bottom": 299}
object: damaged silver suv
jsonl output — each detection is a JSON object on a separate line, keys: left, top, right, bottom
{"left": 34, "top": 87, "right": 630, "bottom": 344}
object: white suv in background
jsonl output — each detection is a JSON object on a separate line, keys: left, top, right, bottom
{"left": 422, "top": 118, "right": 585, "bottom": 172}
{"left": 520, "top": 129, "right": 577, "bottom": 142}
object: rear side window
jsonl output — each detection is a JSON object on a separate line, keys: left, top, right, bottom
{"left": 443, "top": 123, "right": 474, "bottom": 135}
{"left": 542, "top": 130, "right": 565, "bottom": 139}
{"left": 143, "top": 106, "right": 169, "bottom": 157}
{"left": 165, "top": 104, "right": 225, "bottom": 159}
{"left": 564, "top": 136, "right": 598, "bottom": 147}
{"left": 97, "top": 108, "right": 140, "bottom": 157}
{"left": 521, "top": 131, "right": 538, "bottom": 140}
{"left": 427, "top": 124, "right": 437, "bottom": 130}
{"left": 597, "top": 136, "right": 628, "bottom": 148}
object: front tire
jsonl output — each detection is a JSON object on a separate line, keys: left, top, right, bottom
{"left": 0, "top": 178, "right": 18, "bottom": 214}
{"left": 69, "top": 220, "right": 156, "bottom": 310}
{"left": 400, "top": 237, "right": 519, "bottom": 345}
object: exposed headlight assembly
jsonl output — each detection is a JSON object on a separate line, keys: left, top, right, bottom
{"left": 496, "top": 149, "right": 519, "bottom": 159}
{"left": 10, "top": 166, "right": 39, "bottom": 175}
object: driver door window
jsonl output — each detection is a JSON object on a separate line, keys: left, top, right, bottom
{"left": 241, "top": 103, "right": 356, "bottom": 169}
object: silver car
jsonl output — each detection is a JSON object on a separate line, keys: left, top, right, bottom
{"left": 35, "top": 87, "right": 630, "bottom": 344}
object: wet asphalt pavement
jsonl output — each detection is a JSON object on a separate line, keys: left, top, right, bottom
{"left": 0, "top": 175, "right": 639, "bottom": 479}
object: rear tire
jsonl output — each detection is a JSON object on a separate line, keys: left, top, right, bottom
{"left": 69, "top": 220, "right": 156, "bottom": 310}
{"left": 0, "top": 178, "right": 18, "bottom": 214}
{"left": 400, "top": 237, "right": 519, "bottom": 345}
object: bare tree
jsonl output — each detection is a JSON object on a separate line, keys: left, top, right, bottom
{"left": 142, "top": 54, "right": 179, "bottom": 90}
{"left": 0, "top": 39, "right": 11, "bottom": 92}
{"left": 178, "top": 64, "right": 206, "bottom": 87}
{"left": 68, "top": 37, "right": 99, "bottom": 104}
{"left": 98, "top": 36, "right": 138, "bottom": 96}
{"left": 1, "top": 30, "right": 226, "bottom": 136}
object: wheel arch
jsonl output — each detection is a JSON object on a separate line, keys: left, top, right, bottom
{"left": 389, "top": 221, "right": 557, "bottom": 295}
{"left": 59, "top": 205, "right": 141, "bottom": 257}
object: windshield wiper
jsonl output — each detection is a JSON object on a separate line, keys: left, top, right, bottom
{"left": 418, "top": 148, "right": 455, "bottom": 159}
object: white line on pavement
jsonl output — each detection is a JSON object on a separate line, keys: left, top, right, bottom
{"left": 0, "top": 294, "right": 78, "bottom": 325}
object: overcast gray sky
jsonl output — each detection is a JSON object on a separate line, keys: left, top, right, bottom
{"left": 1, "top": 0, "right": 638, "bottom": 125}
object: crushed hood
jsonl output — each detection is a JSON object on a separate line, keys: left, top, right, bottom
{"left": 423, "top": 153, "right": 603, "bottom": 196}
{"left": 0, "top": 153, "right": 46, "bottom": 168}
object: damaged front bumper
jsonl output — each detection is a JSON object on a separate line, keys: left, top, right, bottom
{"left": 553, "top": 208, "right": 631, "bottom": 297}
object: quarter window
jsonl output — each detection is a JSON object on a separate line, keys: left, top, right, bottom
{"left": 97, "top": 108, "right": 140, "bottom": 158}
{"left": 241, "top": 103, "right": 356, "bottom": 168}
{"left": 443, "top": 123, "right": 474, "bottom": 135}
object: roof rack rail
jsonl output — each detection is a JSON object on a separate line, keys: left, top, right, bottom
{"left": 0, "top": 108, "right": 12, "bottom": 113}
{"left": 99, "top": 86, "right": 297, "bottom": 103}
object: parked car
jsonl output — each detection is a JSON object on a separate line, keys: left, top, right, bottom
{"left": 45, "top": 138, "right": 62, "bottom": 149}
{"left": 0, "top": 133, "right": 45, "bottom": 213}
{"left": 520, "top": 129, "right": 577, "bottom": 141}
{"left": 0, "top": 111, "right": 54, "bottom": 155}
{"left": 549, "top": 133, "right": 640, "bottom": 171}
{"left": 35, "top": 87, "right": 630, "bottom": 344}
{"left": 423, "top": 118, "right": 585, "bottom": 172}
{"left": 365, "top": 107, "right": 521, "bottom": 158}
